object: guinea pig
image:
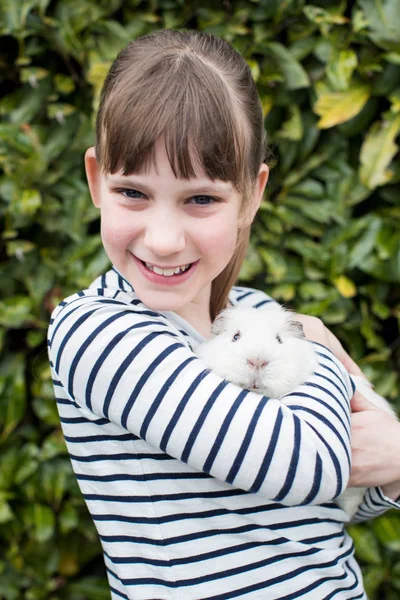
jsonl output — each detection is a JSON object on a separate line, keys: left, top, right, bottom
{"left": 195, "top": 303, "right": 398, "bottom": 518}
{"left": 195, "top": 303, "right": 318, "bottom": 398}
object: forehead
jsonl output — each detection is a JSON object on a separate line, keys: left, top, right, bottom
{"left": 229, "top": 307, "right": 287, "bottom": 330}
{"left": 104, "top": 138, "right": 235, "bottom": 193}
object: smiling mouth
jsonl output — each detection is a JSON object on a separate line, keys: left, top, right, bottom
{"left": 140, "top": 259, "right": 193, "bottom": 277}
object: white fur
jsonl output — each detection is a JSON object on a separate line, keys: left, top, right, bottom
{"left": 195, "top": 304, "right": 397, "bottom": 518}
{"left": 195, "top": 304, "right": 318, "bottom": 398}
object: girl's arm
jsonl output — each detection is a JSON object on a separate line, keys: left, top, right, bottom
{"left": 348, "top": 393, "right": 400, "bottom": 522}
{"left": 295, "top": 313, "right": 400, "bottom": 519}
{"left": 48, "top": 289, "right": 352, "bottom": 506}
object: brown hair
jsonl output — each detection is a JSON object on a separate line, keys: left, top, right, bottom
{"left": 95, "top": 29, "right": 269, "bottom": 320}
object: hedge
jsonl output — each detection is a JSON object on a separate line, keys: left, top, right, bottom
{"left": 0, "top": 1, "right": 399, "bottom": 598}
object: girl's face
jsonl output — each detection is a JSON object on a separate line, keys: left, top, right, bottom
{"left": 85, "top": 138, "right": 268, "bottom": 323}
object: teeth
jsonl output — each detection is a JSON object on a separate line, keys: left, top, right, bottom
{"left": 155, "top": 267, "right": 175, "bottom": 276}
{"left": 145, "top": 262, "right": 191, "bottom": 276}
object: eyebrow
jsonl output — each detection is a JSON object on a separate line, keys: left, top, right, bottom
{"left": 106, "top": 175, "right": 233, "bottom": 194}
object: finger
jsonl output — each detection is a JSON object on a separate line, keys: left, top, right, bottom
{"left": 332, "top": 343, "right": 363, "bottom": 376}
{"left": 341, "top": 354, "right": 364, "bottom": 377}
{"left": 325, "top": 331, "right": 364, "bottom": 377}
{"left": 350, "top": 391, "right": 377, "bottom": 412}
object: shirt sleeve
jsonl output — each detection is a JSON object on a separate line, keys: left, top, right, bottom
{"left": 238, "top": 287, "right": 400, "bottom": 521}
{"left": 48, "top": 291, "right": 353, "bottom": 506}
{"left": 349, "top": 487, "right": 400, "bottom": 523}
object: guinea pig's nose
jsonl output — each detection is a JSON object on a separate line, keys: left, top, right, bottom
{"left": 247, "top": 359, "right": 269, "bottom": 370}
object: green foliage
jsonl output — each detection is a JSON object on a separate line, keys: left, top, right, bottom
{"left": 0, "top": 0, "right": 399, "bottom": 597}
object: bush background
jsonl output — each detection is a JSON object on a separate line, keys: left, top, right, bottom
{"left": 0, "top": 0, "right": 399, "bottom": 598}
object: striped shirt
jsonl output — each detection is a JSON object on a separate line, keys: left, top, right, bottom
{"left": 48, "top": 268, "right": 399, "bottom": 600}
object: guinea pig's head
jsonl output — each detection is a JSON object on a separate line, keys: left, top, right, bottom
{"left": 201, "top": 304, "right": 317, "bottom": 397}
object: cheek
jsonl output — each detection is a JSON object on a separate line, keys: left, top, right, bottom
{"left": 100, "top": 208, "right": 137, "bottom": 249}
{"left": 198, "top": 213, "right": 238, "bottom": 255}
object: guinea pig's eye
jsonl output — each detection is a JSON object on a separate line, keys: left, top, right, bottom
{"left": 232, "top": 331, "right": 241, "bottom": 342}
{"left": 276, "top": 334, "right": 283, "bottom": 344}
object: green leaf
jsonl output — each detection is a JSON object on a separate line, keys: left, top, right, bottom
{"left": 384, "top": 52, "right": 400, "bottom": 65}
{"left": 333, "top": 275, "right": 357, "bottom": 298}
{"left": 362, "top": 565, "right": 387, "bottom": 599}
{"left": 347, "top": 524, "right": 383, "bottom": 564}
{"left": 0, "top": 498, "right": 14, "bottom": 524}
{"left": 32, "top": 396, "right": 61, "bottom": 427}
{"left": 246, "top": 59, "right": 261, "bottom": 82}
{"left": 290, "top": 178, "right": 325, "bottom": 199}
{"left": 11, "top": 189, "right": 42, "bottom": 217}
{"left": 359, "top": 111, "right": 400, "bottom": 189}
{"left": 59, "top": 502, "right": 79, "bottom": 534}
{"left": 361, "top": 248, "right": 400, "bottom": 282}
{"left": 358, "top": 0, "right": 400, "bottom": 50}
{"left": 14, "top": 444, "right": 40, "bottom": 485}
{"left": 86, "top": 57, "right": 113, "bottom": 113}
{"left": 314, "top": 83, "right": 371, "bottom": 128}
{"left": 53, "top": 74, "right": 76, "bottom": 95}
{"left": 259, "top": 247, "right": 287, "bottom": 282}
{"left": 284, "top": 196, "right": 335, "bottom": 224}
{"left": 389, "top": 87, "right": 400, "bottom": 113}
{"left": 239, "top": 244, "right": 264, "bottom": 281}
{"left": 20, "top": 67, "right": 49, "bottom": 86}
{"left": 299, "top": 281, "right": 329, "bottom": 300}
{"left": 22, "top": 503, "right": 55, "bottom": 543}
{"left": 62, "top": 577, "right": 111, "bottom": 600}
{"left": 338, "top": 96, "right": 379, "bottom": 137}
{"left": 47, "top": 103, "right": 77, "bottom": 123}
{"left": 303, "top": 5, "right": 349, "bottom": 27}
{"left": 372, "top": 513, "right": 400, "bottom": 551}
{"left": 40, "top": 461, "right": 71, "bottom": 507}
{"left": 277, "top": 105, "right": 303, "bottom": 140}
{"left": 285, "top": 236, "right": 330, "bottom": 264}
{"left": 268, "top": 283, "right": 296, "bottom": 302}
{"left": 348, "top": 217, "right": 381, "bottom": 268}
{"left": 6, "top": 239, "right": 36, "bottom": 259}
{"left": 40, "top": 430, "right": 68, "bottom": 461}
{"left": 0, "top": 0, "right": 37, "bottom": 36}
{"left": 266, "top": 42, "right": 310, "bottom": 89}
{"left": 0, "top": 354, "right": 26, "bottom": 438}
{"left": 373, "top": 63, "right": 400, "bottom": 96}
{"left": 326, "top": 49, "right": 358, "bottom": 91}
{"left": 0, "top": 296, "right": 34, "bottom": 328}
{"left": 3, "top": 80, "right": 51, "bottom": 124}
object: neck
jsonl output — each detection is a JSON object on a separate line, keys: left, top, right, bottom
{"left": 174, "top": 287, "right": 213, "bottom": 338}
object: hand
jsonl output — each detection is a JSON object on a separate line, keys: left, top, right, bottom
{"left": 295, "top": 314, "right": 364, "bottom": 377}
{"left": 349, "top": 392, "right": 400, "bottom": 499}
{"left": 296, "top": 314, "right": 400, "bottom": 500}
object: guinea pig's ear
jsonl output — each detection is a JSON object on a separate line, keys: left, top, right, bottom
{"left": 286, "top": 320, "right": 306, "bottom": 339}
{"left": 211, "top": 309, "right": 231, "bottom": 336}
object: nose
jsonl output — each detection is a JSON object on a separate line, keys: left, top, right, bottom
{"left": 247, "top": 359, "right": 269, "bottom": 370}
{"left": 143, "top": 211, "right": 186, "bottom": 257}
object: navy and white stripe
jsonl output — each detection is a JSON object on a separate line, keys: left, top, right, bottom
{"left": 47, "top": 268, "right": 398, "bottom": 599}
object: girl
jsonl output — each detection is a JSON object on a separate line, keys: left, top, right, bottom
{"left": 48, "top": 29, "right": 400, "bottom": 600}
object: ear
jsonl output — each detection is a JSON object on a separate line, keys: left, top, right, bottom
{"left": 286, "top": 320, "right": 306, "bottom": 339}
{"left": 84, "top": 146, "right": 102, "bottom": 208}
{"left": 210, "top": 309, "right": 231, "bottom": 336}
{"left": 239, "top": 163, "right": 269, "bottom": 227}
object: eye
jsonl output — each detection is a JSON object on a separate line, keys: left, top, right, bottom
{"left": 276, "top": 334, "right": 283, "bottom": 344}
{"left": 189, "top": 195, "right": 219, "bottom": 206}
{"left": 232, "top": 331, "right": 241, "bottom": 342}
{"left": 118, "top": 188, "right": 146, "bottom": 199}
